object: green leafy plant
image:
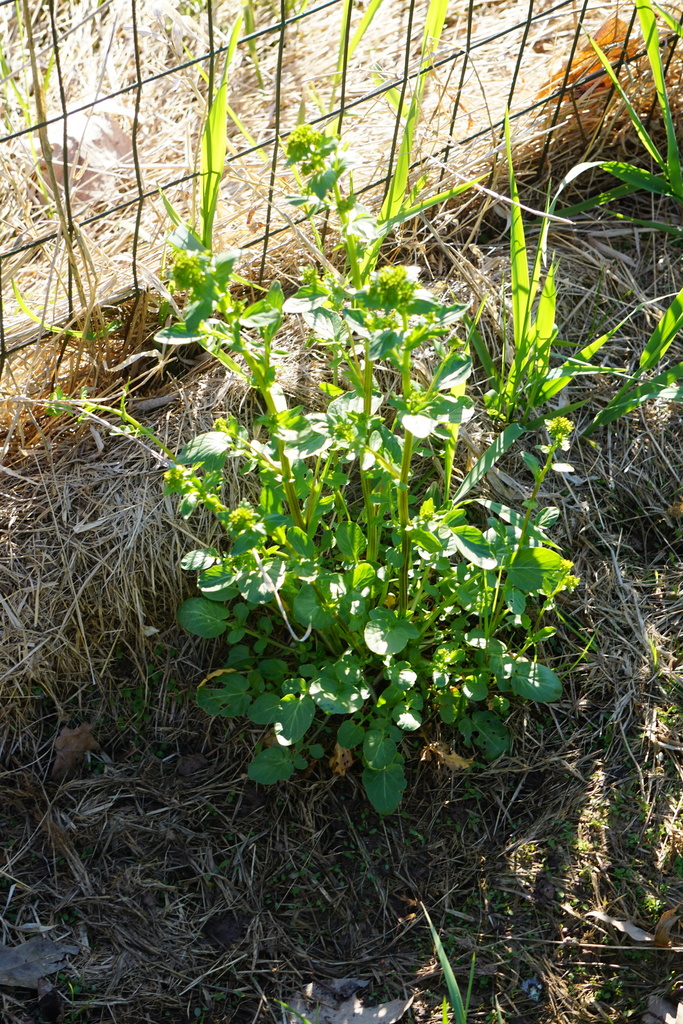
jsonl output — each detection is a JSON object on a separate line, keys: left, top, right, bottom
{"left": 154, "top": 129, "right": 579, "bottom": 814}
{"left": 472, "top": 113, "right": 683, "bottom": 427}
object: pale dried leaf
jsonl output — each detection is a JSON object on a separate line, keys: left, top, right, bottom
{"left": 422, "top": 742, "right": 473, "bottom": 771}
{"left": 654, "top": 907, "right": 681, "bottom": 948}
{"left": 643, "top": 994, "right": 683, "bottom": 1024}
{"left": 0, "top": 937, "right": 78, "bottom": 988}
{"left": 45, "top": 112, "right": 133, "bottom": 201}
{"left": 329, "top": 744, "right": 354, "bottom": 776}
{"left": 51, "top": 723, "right": 100, "bottom": 782}
{"left": 286, "top": 978, "right": 412, "bottom": 1024}
{"left": 587, "top": 910, "right": 653, "bottom": 943}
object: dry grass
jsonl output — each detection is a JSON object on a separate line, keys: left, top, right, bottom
{"left": 2, "top": 1, "right": 683, "bottom": 1022}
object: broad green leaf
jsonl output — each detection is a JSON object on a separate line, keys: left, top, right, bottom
{"left": 241, "top": 559, "right": 286, "bottom": 605}
{"left": 196, "top": 674, "right": 251, "bottom": 717}
{"left": 177, "top": 597, "right": 230, "bottom": 638}
{"left": 198, "top": 564, "right": 237, "bottom": 601}
{"left": 309, "top": 676, "right": 365, "bottom": 714}
{"left": 451, "top": 526, "right": 497, "bottom": 569}
{"left": 364, "top": 609, "right": 419, "bottom": 656}
{"left": 462, "top": 676, "right": 489, "bottom": 701}
{"left": 274, "top": 695, "right": 316, "bottom": 744}
{"left": 180, "top": 548, "right": 219, "bottom": 571}
{"left": 411, "top": 528, "right": 443, "bottom": 554}
{"left": 362, "top": 762, "right": 407, "bottom": 814}
{"left": 393, "top": 705, "right": 422, "bottom": 731}
{"left": 293, "top": 583, "right": 335, "bottom": 629}
{"left": 176, "top": 431, "right": 231, "bottom": 471}
{"left": 363, "top": 730, "right": 398, "bottom": 769}
{"left": 509, "top": 659, "right": 562, "bottom": 702}
{"left": 336, "top": 521, "right": 366, "bottom": 561}
{"left": 461, "top": 710, "right": 511, "bottom": 760}
{"left": 248, "top": 747, "right": 295, "bottom": 784}
{"left": 506, "top": 547, "right": 567, "bottom": 593}
{"left": 431, "top": 351, "right": 472, "bottom": 392}
{"left": 337, "top": 720, "right": 365, "bottom": 749}
{"left": 248, "top": 693, "right": 281, "bottom": 724}
{"left": 287, "top": 526, "right": 315, "bottom": 560}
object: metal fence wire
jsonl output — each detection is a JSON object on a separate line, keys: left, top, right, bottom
{"left": 0, "top": 0, "right": 671, "bottom": 379}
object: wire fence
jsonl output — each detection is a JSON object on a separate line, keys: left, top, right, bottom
{"left": 0, "top": 0, "right": 669, "bottom": 382}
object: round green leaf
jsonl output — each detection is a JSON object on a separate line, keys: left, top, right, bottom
{"left": 196, "top": 674, "right": 251, "bottom": 717}
{"left": 364, "top": 609, "right": 419, "bottom": 656}
{"left": 337, "top": 720, "right": 365, "bottom": 749}
{"left": 247, "top": 747, "right": 295, "bottom": 785}
{"left": 274, "top": 695, "right": 316, "bottom": 744}
{"left": 176, "top": 431, "right": 231, "bottom": 471}
{"left": 507, "top": 548, "right": 567, "bottom": 594}
{"left": 509, "top": 659, "right": 562, "bottom": 702}
{"left": 362, "top": 763, "right": 407, "bottom": 814}
{"left": 248, "top": 693, "right": 281, "bottom": 724}
{"left": 177, "top": 597, "right": 230, "bottom": 638}
{"left": 336, "top": 521, "right": 366, "bottom": 561}
{"left": 180, "top": 548, "right": 219, "bottom": 571}
{"left": 363, "top": 730, "right": 397, "bottom": 769}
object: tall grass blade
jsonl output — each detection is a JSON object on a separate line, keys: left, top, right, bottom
{"left": 200, "top": 80, "right": 228, "bottom": 250}
{"left": 422, "top": 906, "right": 469, "bottom": 1024}
{"left": 636, "top": 0, "right": 682, "bottom": 196}
{"left": 588, "top": 34, "right": 665, "bottom": 170}
{"left": 199, "top": 18, "right": 242, "bottom": 250}
{"left": 452, "top": 424, "right": 524, "bottom": 504}
{"left": 584, "top": 284, "right": 683, "bottom": 435}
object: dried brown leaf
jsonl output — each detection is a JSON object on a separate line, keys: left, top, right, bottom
{"left": 329, "top": 743, "right": 354, "bottom": 776}
{"left": 654, "top": 907, "right": 681, "bottom": 948}
{"left": 51, "top": 723, "right": 100, "bottom": 782}
{"left": 0, "top": 937, "right": 78, "bottom": 988}
{"left": 422, "top": 742, "right": 473, "bottom": 771}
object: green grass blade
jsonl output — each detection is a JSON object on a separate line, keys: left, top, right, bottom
{"left": 588, "top": 34, "right": 665, "bottom": 170}
{"left": 422, "top": 906, "right": 468, "bottom": 1024}
{"left": 598, "top": 161, "right": 674, "bottom": 196}
{"left": 503, "top": 112, "right": 535, "bottom": 405}
{"left": 639, "top": 285, "right": 683, "bottom": 372}
{"left": 467, "top": 314, "right": 498, "bottom": 385}
{"left": 379, "top": 0, "right": 448, "bottom": 225}
{"left": 636, "top": 0, "right": 683, "bottom": 196}
{"left": 200, "top": 80, "right": 228, "bottom": 250}
{"left": 586, "top": 360, "right": 683, "bottom": 433}
{"left": 453, "top": 423, "right": 525, "bottom": 504}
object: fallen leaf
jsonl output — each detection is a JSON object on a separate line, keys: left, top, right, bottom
{"left": 421, "top": 742, "right": 473, "bottom": 771}
{"left": 45, "top": 111, "right": 133, "bottom": 203}
{"left": 539, "top": 14, "right": 640, "bottom": 99}
{"left": 286, "top": 978, "right": 412, "bottom": 1024}
{"left": 655, "top": 907, "right": 681, "bottom": 948}
{"left": 643, "top": 994, "right": 683, "bottom": 1024}
{"left": 587, "top": 910, "right": 653, "bottom": 943}
{"left": 51, "top": 723, "right": 100, "bottom": 782}
{"left": 37, "top": 978, "right": 65, "bottom": 1022}
{"left": 330, "top": 743, "right": 354, "bottom": 776}
{"left": 0, "top": 937, "right": 78, "bottom": 988}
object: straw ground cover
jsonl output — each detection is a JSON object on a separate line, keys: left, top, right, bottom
{"left": 3, "top": 3, "right": 683, "bottom": 1024}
